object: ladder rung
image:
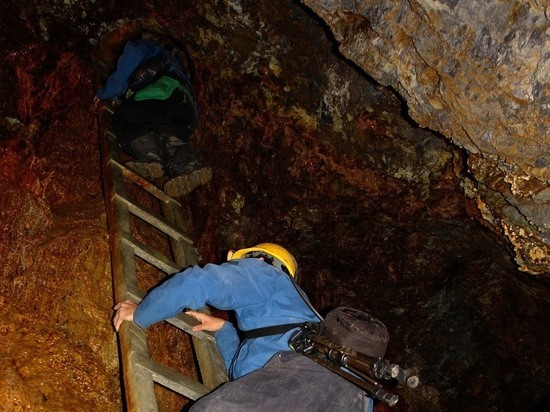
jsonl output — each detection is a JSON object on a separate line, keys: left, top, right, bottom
{"left": 138, "top": 354, "right": 212, "bottom": 400}
{"left": 116, "top": 192, "right": 193, "bottom": 243}
{"left": 166, "top": 313, "right": 217, "bottom": 343}
{"left": 125, "top": 285, "right": 217, "bottom": 343}
{"left": 113, "top": 157, "right": 182, "bottom": 205}
{"left": 122, "top": 236, "right": 181, "bottom": 274}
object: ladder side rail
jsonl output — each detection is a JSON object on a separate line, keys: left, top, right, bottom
{"left": 161, "top": 200, "right": 196, "bottom": 267}
{"left": 119, "top": 322, "right": 159, "bottom": 411}
{"left": 190, "top": 329, "right": 229, "bottom": 388}
{"left": 161, "top": 201, "right": 229, "bottom": 388}
{"left": 100, "top": 113, "right": 160, "bottom": 411}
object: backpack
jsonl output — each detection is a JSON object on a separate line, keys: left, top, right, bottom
{"left": 318, "top": 307, "right": 389, "bottom": 359}
{"left": 128, "top": 51, "right": 172, "bottom": 92}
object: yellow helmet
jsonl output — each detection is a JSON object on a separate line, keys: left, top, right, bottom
{"left": 230, "top": 243, "right": 298, "bottom": 278}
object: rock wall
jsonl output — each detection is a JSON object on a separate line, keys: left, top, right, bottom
{"left": 1, "top": 0, "right": 548, "bottom": 410}
{"left": 301, "top": 0, "right": 550, "bottom": 275}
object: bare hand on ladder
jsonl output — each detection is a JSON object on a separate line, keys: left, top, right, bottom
{"left": 185, "top": 311, "right": 226, "bottom": 332}
{"left": 113, "top": 300, "right": 137, "bottom": 331}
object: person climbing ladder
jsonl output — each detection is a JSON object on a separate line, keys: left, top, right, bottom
{"left": 95, "top": 35, "right": 212, "bottom": 197}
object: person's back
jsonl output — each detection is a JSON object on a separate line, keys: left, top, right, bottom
{"left": 96, "top": 36, "right": 211, "bottom": 196}
{"left": 112, "top": 242, "right": 373, "bottom": 411}
{"left": 113, "top": 243, "right": 319, "bottom": 378}
{"left": 134, "top": 257, "right": 319, "bottom": 378}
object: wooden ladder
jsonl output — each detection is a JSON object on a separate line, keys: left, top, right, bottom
{"left": 98, "top": 103, "right": 228, "bottom": 411}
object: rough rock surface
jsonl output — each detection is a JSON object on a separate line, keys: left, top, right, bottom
{"left": 301, "top": 0, "right": 550, "bottom": 275}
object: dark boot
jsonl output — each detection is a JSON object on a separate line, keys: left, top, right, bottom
{"left": 125, "top": 132, "right": 164, "bottom": 179}
{"left": 162, "top": 136, "right": 212, "bottom": 197}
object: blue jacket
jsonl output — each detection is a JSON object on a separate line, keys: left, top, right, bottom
{"left": 97, "top": 39, "right": 193, "bottom": 101}
{"left": 134, "top": 258, "right": 320, "bottom": 379}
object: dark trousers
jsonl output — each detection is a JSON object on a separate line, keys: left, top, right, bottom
{"left": 112, "top": 89, "right": 195, "bottom": 156}
{"left": 190, "top": 351, "right": 373, "bottom": 412}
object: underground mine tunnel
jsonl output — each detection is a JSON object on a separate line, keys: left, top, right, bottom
{"left": 0, "top": 1, "right": 548, "bottom": 411}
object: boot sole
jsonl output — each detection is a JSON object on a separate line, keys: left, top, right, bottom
{"left": 164, "top": 167, "right": 213, "bottom": 197}
{"left": 125, "top": 161, "right": 164, "bottom": 179}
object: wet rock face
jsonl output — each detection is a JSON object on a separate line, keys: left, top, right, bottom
{"left": 0, "top": 41, "right": 121, "bottom": 410}
{"left": 300, "top": 0, "right": 550, "bottom": 275}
